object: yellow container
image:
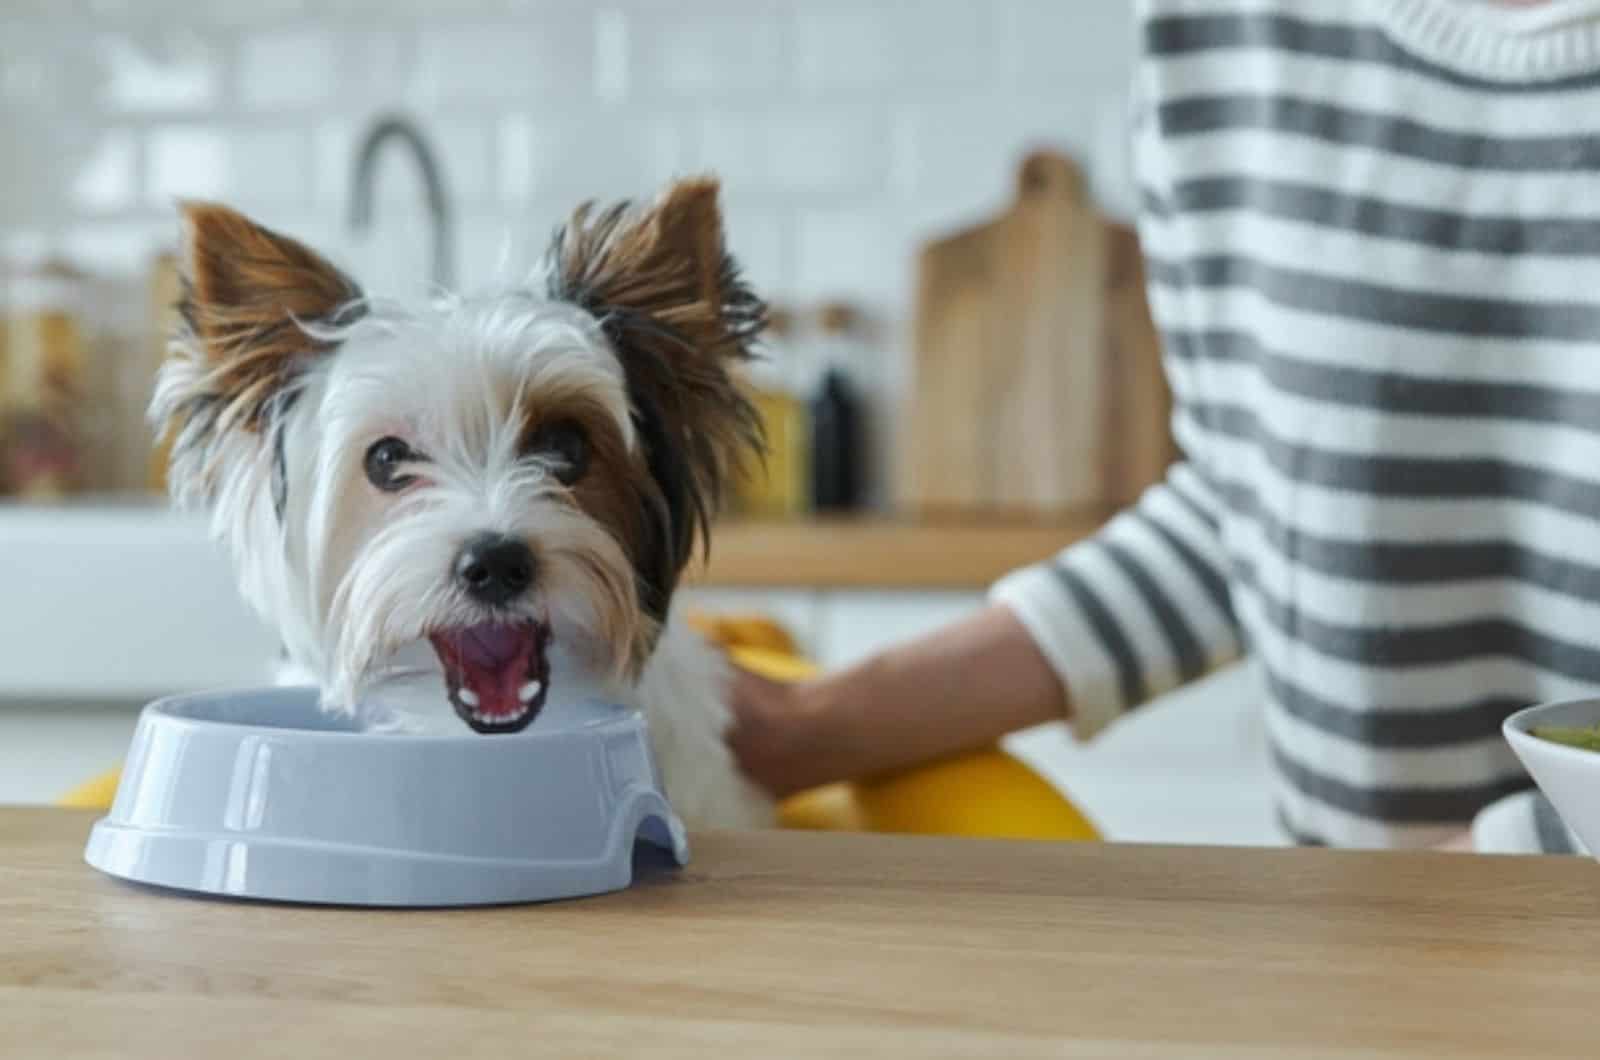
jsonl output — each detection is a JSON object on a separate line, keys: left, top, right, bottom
{"left": 738, "top": 382, "right": 809, "bottom": 517}
{"left": 732, "top": 305, "right": 809, "bottom": 518}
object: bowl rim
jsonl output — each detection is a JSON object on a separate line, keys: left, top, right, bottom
{"left": 1503, "top": 697, "right": 1600, "bottom": 766}
{"left": 145, "top": 685, "right": 635, "bottom": 746}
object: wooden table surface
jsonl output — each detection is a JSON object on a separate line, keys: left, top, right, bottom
{"left": 6, "top": 809, "right": 1600, "bottom": 1059}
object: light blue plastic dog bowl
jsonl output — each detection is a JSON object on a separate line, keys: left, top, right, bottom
{"left": 84, "top": 687, "right": 689, "bottom": 906}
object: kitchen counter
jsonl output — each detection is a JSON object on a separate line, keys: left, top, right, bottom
{"left": 6, "top": 808, "right": 1596, "bottom": 1058}
{"left": 697, "top": 512, "right": 1107, "bottom": 588}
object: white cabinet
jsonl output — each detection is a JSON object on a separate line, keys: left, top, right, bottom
{"left": 0, "top": 506, "right": 277, "bottom": 699}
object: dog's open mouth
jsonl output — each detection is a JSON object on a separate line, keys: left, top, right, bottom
{"left": 428, "top": 621, "right": 552, "bottom": 733}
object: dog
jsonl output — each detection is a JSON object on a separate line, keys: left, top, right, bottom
{"left": 150, "top": 178, "right": 776, "bottom": 829}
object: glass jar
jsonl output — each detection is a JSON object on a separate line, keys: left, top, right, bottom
{"left": 1, "top": 258, "right": 86, "bottom": 500}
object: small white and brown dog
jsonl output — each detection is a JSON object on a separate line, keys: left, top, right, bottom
{"left": 151, "top": 178, "right": 774, "bottom": 829}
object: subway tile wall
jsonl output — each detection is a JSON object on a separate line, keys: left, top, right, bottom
{"left": 0, "top": 0, "right": 1137, "bottom": 496}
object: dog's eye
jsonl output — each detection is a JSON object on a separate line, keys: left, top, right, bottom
{"left": 525, "top": 420, "right": 589, "bottom": 485}
{"left": 364, "top": 436, "right": 420, "bottom": 492}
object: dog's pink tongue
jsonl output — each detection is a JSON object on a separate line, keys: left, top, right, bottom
{"left": 459, "top": 624, "right": 527, "bottom": 671}
{"left": 429, "top": 623, "right": 544, "bottom": 725}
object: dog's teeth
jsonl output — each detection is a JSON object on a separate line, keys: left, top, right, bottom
{"left": 519, "top": 681, "right": 542, "bottom": 703}
{"left": 458, "top": 688, "right": 480, "bottom": 708}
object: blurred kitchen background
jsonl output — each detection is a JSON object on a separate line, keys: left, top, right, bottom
{"left": 0, "top": 0, "right": 1269, "bottom": 843}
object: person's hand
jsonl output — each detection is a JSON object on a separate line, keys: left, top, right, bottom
{"left": 724, "top": 666, "right": 838, "bottom": 799}
{"left": 724, "top": 604, "right": 1069, "bottom": 800}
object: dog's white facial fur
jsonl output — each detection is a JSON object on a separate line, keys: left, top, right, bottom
{"left": 259, "top": 296, "right": 643, "bottom": 721}
{"left": 151, "top": 179, "right": 774, "bottom": 827}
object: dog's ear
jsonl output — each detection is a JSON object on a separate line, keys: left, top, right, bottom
{"left": 546, "top": 178, "right": 764, "bottom": 613}
{"left": 172, "top": 202, "right": 363, "bottom": 431}
{"left": 152, "top": 203, "right": 363, "bottom": 508}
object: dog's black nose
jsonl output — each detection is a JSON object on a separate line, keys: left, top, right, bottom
{"left": 455, "top": 534, "right": 536, "bottom": 605}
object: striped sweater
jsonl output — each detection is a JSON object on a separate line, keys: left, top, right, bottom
{"left": 992, "top": 0, "right": 1600, "bottom": 848}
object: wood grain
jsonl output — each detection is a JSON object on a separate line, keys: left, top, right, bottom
{"left": 693, "top": 513, "right": 1107, "bottom": 588}
{"left": 5, "top": 809, "right": 1600, "bottom": 1058}
{"left": 1102, "top": 222, "right": 1177, "bottom": 508}
{"left": 900, "top": 151, "right": 1173, "bottom": 516}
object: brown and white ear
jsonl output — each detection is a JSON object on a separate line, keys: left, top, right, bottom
{"left": 545, "top": 178, "right": 765, "bottom": 595}
{"left": 153, "top": 203, "right": 362, "bottom": 505}
{"left": 548, "top": 178, "right": 759, "bottom": 368}
{"left": 173, "top": 202, "right": 362, "bottom": 431}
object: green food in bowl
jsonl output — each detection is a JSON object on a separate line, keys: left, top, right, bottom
{"left": 1533, "top": 725, "right": 1600, "bottom": 751}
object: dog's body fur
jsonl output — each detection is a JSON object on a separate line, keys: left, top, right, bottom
{"left": 152, "top": 180, "right": 775, "bottom": 830}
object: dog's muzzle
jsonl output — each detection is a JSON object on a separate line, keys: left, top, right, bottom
{"left": 428, "top": 620, "right": 552, "bottom": 733}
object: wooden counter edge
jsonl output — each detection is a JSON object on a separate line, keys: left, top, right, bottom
{"left": 691, "top": 512, "right": 1109, "bottom": 590}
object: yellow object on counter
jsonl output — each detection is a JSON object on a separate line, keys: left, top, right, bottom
{"left": 851, "top": 750, "right": 1099, "bottom": 841}
{"left": 58, "top": 770, "right": 121, "bottom": 811}
{"left": 682, "top": 612, "right": 800, "bottom": 657}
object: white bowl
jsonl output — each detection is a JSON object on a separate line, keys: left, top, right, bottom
{"left": 84, "top": 687, "right": 688, "bottom": 906}
{"left": 1504, "top": 698, "right": 1600, "bottom": 857}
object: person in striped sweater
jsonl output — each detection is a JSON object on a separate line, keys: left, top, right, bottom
{"left": 728, "top": 0, "right": 1600, "bottom": 853}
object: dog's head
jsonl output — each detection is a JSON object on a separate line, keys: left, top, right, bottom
{"left": 152, "top": 179, "right": 763, "bottom": 732}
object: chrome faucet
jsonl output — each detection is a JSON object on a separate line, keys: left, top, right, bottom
{"left": 348, "top": 114, "right": 455, "bottom": 291}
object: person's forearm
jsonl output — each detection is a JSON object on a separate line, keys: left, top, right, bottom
{"left": 809, "top": 602, "right": 1069, "bottom": 780}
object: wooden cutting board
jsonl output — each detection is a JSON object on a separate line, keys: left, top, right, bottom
{"left": 900, "top": 150, "right": 1172, "bottom": 515}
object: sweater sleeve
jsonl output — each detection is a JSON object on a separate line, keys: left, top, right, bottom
{"left": 989, "top": 463, "right": 1243, "bottom": 739}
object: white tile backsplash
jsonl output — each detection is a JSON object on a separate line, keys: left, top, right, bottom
{"left": 69, "top": 128, "right": 139, "bottom": 212}
{"left": 1, "top": 1, "right": 1135, "bottom": 336}
{"left": 61, "top": 218, "right": 173, "bottom": 275}
{"left": 499, "top": 112, "right": 686, "bottom": 203}
{"left": 336, "top": 28, "right": 417, "bottom": 109}
{"left": 717, "top": 204, "right": 790, "bottom": 294}
{"left": 144, "top": 124, "right": 230, "bottom": 202}
{"left": 429, "top": 117, "right": 499, "bottom": 204}
{"left": 792, "top": 5, "right": 911, "bottom": 93}
{"left": 793, "top": 206, "right": 906, "bottom": 304}
{"left": 237, "top": 28, "right": 338, "bottom": 110}
{"left": 227, "top": 125, "right": 315, "bottom": 206}
{"left": 97, "top": 29, "right": 225, "bottom": 113}
{"left": 895, "top": 96, "right": 1099, "bottom": 201}
{"left": 792, "top": 1, "right": 997, "bottom": 96}
{"left": 628, "top": 5, "right": 787, "bottom": 100}
{"left": 696, "top": 109, "right": 890, "bottom": 196}
{"left": 1001, "top": 0, "right": 1135, "bottom": 88}
{"left": 414, "top": 20, "right": 596, "bottom": 106}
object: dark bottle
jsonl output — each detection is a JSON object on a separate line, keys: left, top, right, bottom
{"left": 810, "top": 367, "right": 859, "bottom": 511}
